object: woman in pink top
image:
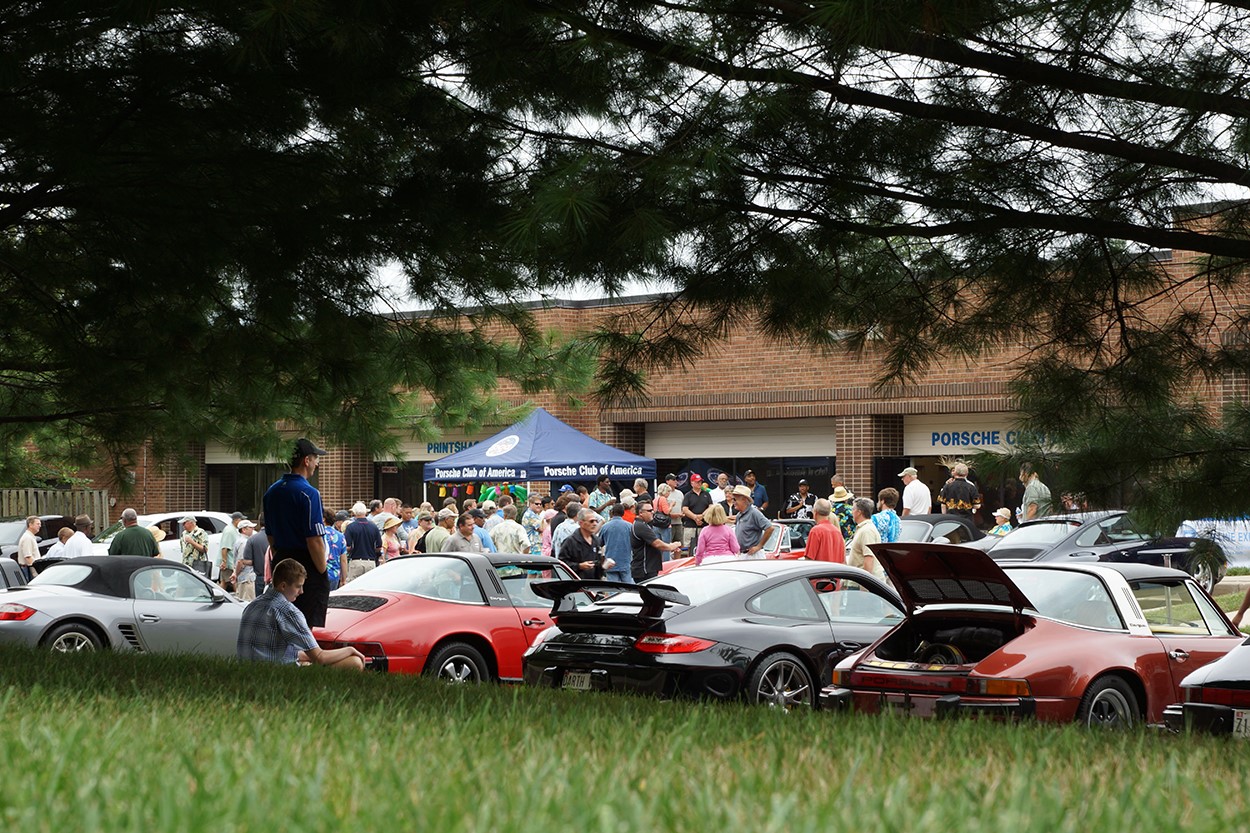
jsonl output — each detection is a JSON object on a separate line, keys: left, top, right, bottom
{"left": 540, "top": 508, "right": 559, "bottom": 559}
{"left": 694, "top": 504, "right": 740, "bottom": 565}
{"left": 380, "top": 516, "right": 403, "bottom": 564}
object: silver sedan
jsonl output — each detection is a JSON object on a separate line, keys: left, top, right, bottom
{"left": 0, "top": 556, "right": 244, "bottom": 654}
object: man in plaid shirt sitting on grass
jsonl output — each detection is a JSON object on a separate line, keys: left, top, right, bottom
{"left": 236, "top": 558, "right": 366, "bottom": 670}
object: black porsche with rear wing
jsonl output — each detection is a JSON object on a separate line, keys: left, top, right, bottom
{"left": 523, "top": 561, "right": 903, "bottom": 710}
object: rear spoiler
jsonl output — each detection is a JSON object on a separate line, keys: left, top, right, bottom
{"left": 531, "top": 579, "right": 691, "bottom": 618}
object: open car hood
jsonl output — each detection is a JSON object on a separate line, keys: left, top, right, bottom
{"left": 531, "top": 579, "right": 691, "bottom": 634}
{"left": 870, "top": 541, "right": 1035, "bottom": 617}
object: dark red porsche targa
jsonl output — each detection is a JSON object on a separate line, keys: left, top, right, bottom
{"left": 312, "top": 552, "right": 577, "bottom": 682}
{"left": 820, "top": 542, "right": 1242, "bottom": 727}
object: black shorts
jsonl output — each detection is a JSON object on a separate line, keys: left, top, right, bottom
{"left": 273, "top": 547, "right": 330, "bottom": 628}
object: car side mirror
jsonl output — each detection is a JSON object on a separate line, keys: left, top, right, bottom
{"left": 813, "top": 579, "right": 836, "bottom": 593}
{"left": 210, "top": 588, "right": 228, "bottom": 604}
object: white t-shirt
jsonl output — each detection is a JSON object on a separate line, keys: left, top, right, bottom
{"left": 902, "top": 480, "right": 932, "bottom": 516}
{"left": 667, "top": 489, "right": 684, "bottom": 519}
{"left": 17, "top": 530, "right": 40, "bottom": 564}
{"left": 62, "top": 530, "right": 94, "bottom": 559}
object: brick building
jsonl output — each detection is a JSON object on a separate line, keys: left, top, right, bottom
{"left": 90, "top": 240, "right": 1245, "bottom": 527}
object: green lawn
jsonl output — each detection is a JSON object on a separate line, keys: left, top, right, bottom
{"left": 3, "top": 646, "right": 1250, "bottom": 832}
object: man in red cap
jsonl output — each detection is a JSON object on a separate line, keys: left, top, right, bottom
{"left": 680, "top": 473, "right": 713, "bottom": 551}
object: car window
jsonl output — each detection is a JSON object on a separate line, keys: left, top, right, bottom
{"left": 28, "top": 563, "right": 92, "bottom": 586}
{"left": 813, "top": 577, "right": 904, "bottom": 624}
{"left": 1101, "top": 514, "right": 1151, "bottom": 544}
{"left": 932, "top": 521, "right": 972, "bottom": 544}
{"left": 198, "top": 516, "right": 227, "bottom": 534}
{"left": 1074, "top": 525, "right": 1109, "bottom": 547}
{"left": 344, "top": 556, "right": 485, "bottom": 604}
{"left": 133, "top": 567, "right": 215, "bottom": 602}
{"left": 896, "top": 521, "right": 931, "bottom": 542}
{"left": 1004, "top": 568, "right": 1124, "bottom": 630}
{"left": 1131, "top": 581, "right": 1232, "bottom": 636}
{"left": 639, "top": 569, "right": 761, "bottom": 605}
{"left": 0, "top": 521, "right": 25, "bottom": 546}
{"left": 747, "top": 578, "right": 822, "bottom": 620}
{"left": 495, "top": 563, "right": 576, "bottom": 607}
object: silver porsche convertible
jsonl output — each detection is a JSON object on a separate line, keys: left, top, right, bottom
{"left": 0, "top": 556, "right": 244, "bottom": 654}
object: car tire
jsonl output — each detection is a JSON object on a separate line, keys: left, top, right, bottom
{"left": 1187, "top": 554, "right": 1219, "bottom": 594}
{"left": 747, "top": 652, "right": 815, "bottom": 712}
{"left": 43, "top": 623, "right": 104, "bottom": 653}
{"left": 425, "top": 642, "right": 490, "bottom": 684}
{"left": 1076, "top": 676, "right": 1138, "bottom": 729}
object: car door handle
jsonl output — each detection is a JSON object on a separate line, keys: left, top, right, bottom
{"left": 140, "top": 614, "right": 161, "bottom": 623}
{"left": 837, "top": 641, "right": 863, "bottom": 652}
{"left": 522, "top": 619, "right": 546, "bottom": 627}
{"left": 1168, "top": 649, "right": 1190, "bottom": 662}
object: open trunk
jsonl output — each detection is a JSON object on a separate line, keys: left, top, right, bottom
{"left": 861, "top": 612, "right": 1030, "bottom": 673}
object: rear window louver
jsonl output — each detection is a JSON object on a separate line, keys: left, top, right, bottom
{"left": 328, "top": 595, "right": 387, "bottom": 612}
{"left": 911, "top": 578, "right": 1012, "bottom": 604}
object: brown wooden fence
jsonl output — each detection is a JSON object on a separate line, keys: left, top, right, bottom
{"left": 0, "top": 489, "right": 110, "bottom": 522}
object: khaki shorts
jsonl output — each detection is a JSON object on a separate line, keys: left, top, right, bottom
{"left": 236, "top": 580, "right": 256, "bottom": 601}
{"left": 346, "top": 560, "right": 376, "bottom": 583}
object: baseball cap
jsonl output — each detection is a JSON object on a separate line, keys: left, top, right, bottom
{"left": 665, "top": 472, "right": 678, "bottom": 481}
{"left": 180, "top": 515, "right": 195, "bottom": 524}
{"left": 559, "top": 484, "right": 574, "bottom": 493}
{"left": 230, "top": 511, "right": 245, "bottom": 520}
{"left": 898, "top": 466, "right": 919, "bottom": 477}
{"left": 238, "top": 520, "right": 256, "bottom": 529}
{"left": 994, "top": 507, "right": 1012, "bottom": 519}
{"left": 690, "top": 474, "right": 703, "bottom": 484}
{"left": 293, "top": 437, "right": 327, "bottom": 458}
{"left": 480, "top": 500, "right": 496, "bottom": 510}
{"left": 469, "top": 508, "right": 486, "bottom": 519}
{"left": 798, "top": 479, "right": 808, "bottom": 486}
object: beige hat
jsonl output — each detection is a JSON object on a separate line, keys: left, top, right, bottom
{"left": 383, "top": 516, "right": 403, "bottom": 531}
{"left": 898, "top": 466, "right": 919, "bottom": 478}
{"left": 994, "top": 507, "right": 1012, "bottom": 520}
{"left": 731, "top": 485, "right": 753, "bottom": 499}
{"left": 831, "top": 486, "right": 853, "bottom": 502}
{"left": 147, "top": 526, "right": 167, "bottom": 543}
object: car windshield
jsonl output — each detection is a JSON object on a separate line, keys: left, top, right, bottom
{"left": 1002, "top": 568, "right": 1123, "bottom": 630}
{"left": 0, "top": 521, "right": 26, "bottom": 546}
{"left": 28, "top": 563, "right": 93, "bottom": 587}
{"left": 94, "top": 519, "right": 127, "bottom": 543}
{"left": 340, "top": 556, "right": 484, "bottom": 603}
{"left": 634, "top": 568, "right": 765, "bottom": 607}
{"left": 999, "top": 521, "right": 1079, "bottom": 546}
{"left": 495, "top": 562, "right": 577, "bottom": 606}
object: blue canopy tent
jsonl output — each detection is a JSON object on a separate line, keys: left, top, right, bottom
{"left": 422, "top": 408, "right": 656, "bottom": 482}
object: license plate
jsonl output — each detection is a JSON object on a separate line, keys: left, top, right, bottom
{"left": 563, "top": 671, "right": 591, "bottom": 691}
{"left": 1234, "top": 709, "right": 1250, "bottom": 738}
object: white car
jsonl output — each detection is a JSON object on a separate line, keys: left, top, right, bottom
{"left": 93, "top": 511, "right": 235, "bottom": 580}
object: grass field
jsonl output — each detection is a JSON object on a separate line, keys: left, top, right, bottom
{"left": 2, "top": 645, "right": 1249, "bottom": 832}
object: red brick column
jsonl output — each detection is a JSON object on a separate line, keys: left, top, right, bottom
{"left": 317, "top": 443, "right": 375, "bottom": 514}
{"left": 835, "top": 415, "right": 903, "bottom": 498}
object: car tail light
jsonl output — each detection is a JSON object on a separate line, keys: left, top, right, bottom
{"left": 830, "top": 669, "right": 850, "bottom": 687}
{"left": 634, "top": 633, "right": 715, "bottom": 654}
{"left": 968, "top": 678, "right": 1031, "bottom": 697}
{"left": 0, "top": 603, "right": 36, "bottom": 621}
{"left": 1188, "top": 686, "right": 1250, "bottom": 708}
{"left": 322, "top": 640, "right": 386, "bottom": 658}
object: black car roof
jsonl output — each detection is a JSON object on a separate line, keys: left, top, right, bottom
{"left": 34, "top": 555, "right": 196, "bottom": 597}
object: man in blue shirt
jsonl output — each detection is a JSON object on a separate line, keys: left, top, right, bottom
{"left": 744, "top": 469, "right": 769, "bottom": 516}
{"left": 598, "top": 503, "right": 633, "bottom": 583}
{"left": 263, "top": 438, "right": 330, "bottom": 627}
{"left": 237, "top": 558, "right": 365, "bottom": 669}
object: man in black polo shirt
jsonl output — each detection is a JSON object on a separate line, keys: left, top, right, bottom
{"left": 631, "top": 501, "right": 681, "bottom": 582}
{"left": 680, "top": 474, "right": 713, "bottom": 551}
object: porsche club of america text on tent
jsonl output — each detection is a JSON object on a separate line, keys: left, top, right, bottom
{"left": 422, "top": 408, "right": 656, "bottom": 483}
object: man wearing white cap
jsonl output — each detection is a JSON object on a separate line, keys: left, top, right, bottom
{"left": 898, "top": 467, "right": 932, "bottom": 517}
{"left": 989, "top": 508, "right": 1014, "bottom": 536}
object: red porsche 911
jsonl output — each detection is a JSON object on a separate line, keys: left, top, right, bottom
{"left": 311, "top": 552, "right": 577, "bottom": 682}
{"left": 819, "top": 542, "right": 1241, "bottom": 727}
